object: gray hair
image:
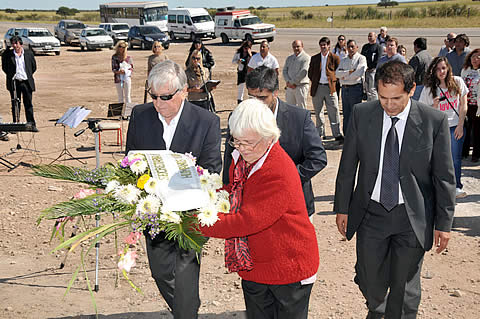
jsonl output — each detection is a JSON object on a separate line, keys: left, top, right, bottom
{"left": 148, "top": 60, "right": 187, "bottom": 92}
{"left": 229, "top": 99, "right": 280, "bottom": 143}
{"left": 380, "top": 26, "right": 387, "bottom": 32}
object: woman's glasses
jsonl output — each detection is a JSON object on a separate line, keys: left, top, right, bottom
{"left": 192, "top": 57, "right": 201, "bottom": 61}
{"left": 148, "top": 88, "right": 179, "bottom": 101}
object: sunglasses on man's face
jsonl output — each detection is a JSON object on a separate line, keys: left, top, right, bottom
{"left": 148, "top": 88, "right": 180, "bottom": 101}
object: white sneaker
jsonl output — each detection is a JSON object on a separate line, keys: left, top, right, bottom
{"left": 456, "top": 188, "right": 467, "bottom": 199}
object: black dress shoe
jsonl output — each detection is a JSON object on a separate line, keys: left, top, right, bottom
{"left": 335, "top": 135, "right": 344, "bottom": 144}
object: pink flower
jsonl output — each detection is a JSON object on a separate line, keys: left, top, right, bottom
{"left": 118, "top": 250, "right": 138, "bottom": 272}
{"left": 74, "top": 188, "right": 96, "bottom": 199}
{"left": 124, "top": 232, "right": 142, "bottom": 245}
{"left": 196, "top": 166, "right": 204, "bottom": 176}
{"left": 55, "top": 216, "right": 74, "bottom": 231}
{"left": 120, "top": 156, "right": 130, "bottom": 168}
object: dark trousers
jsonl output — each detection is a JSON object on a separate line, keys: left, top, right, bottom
{"left": 341, "top": 83, "right": 363, "bottom": 136}
{"left": 10, "top": 80, "right": 35, "bottom": 124}
{"left": 462, "top": 104, "right": 480, "bottom": 159}
{"left": 355, "top": 201, "right": 425, "bottom": 319}
{"left": 145, "top": 232, "right": 201, "bottom": 319}
{"left": 242, "top": 279, "right": 313, "bottom": 319}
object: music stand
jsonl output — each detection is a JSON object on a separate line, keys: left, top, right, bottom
{"left": 51, "top": 106, "right": 91, "bottom": 164}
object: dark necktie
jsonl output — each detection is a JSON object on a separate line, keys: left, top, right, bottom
{"left": 380, "top": 117, "right": 400, "bottom": 211}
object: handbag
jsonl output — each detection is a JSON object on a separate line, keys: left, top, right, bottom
{"left": 439, "top": 87, "right": 468, "bottom": 127}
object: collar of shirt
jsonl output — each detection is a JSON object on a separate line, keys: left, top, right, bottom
{"left": 273, "top": 98, "right": 279, "bottom": 118}
{"left": 13, "top": 48, "right": 24, "bottom": 58}
{"left": 157, "top": 100, "right": 185, "bottom": 150}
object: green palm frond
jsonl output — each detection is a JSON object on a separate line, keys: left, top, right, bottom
{"left": 32, "top": 164, "right": 116, "bottom": 187}
{"left": 164, "top": 216, "right": 207, "bottom": 253}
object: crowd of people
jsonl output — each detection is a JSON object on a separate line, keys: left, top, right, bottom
{"left": 2, "top": 26, "right": 479, "bottom": 319}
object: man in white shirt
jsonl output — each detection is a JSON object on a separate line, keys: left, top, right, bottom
{"left": 247, "top": 40, "right": 279, "bottom": 74}
{"left": 125, "top": 60, "right": 221, "bottom": 319}
{"left": 335, "top": 39, "right": 367, "bottom": 134}
{"left": 283, "top": 40, "right": 311, "bottom": 108}
{"left": 1, "top": 35, "right": 37, "bottom": 128}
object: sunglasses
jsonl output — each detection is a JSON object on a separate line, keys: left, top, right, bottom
{"left": 448, "top": 38, "right": 455, "bottom": 42}
{"left": 339, "top": 38, "right": 345, "bottom": 41}
{"left": 348, "top": 45, "right": 356, "bottom": 48}
{"left": 192, "top": 57, "right": 201, "bottom": 60}
{"left": 148, "top": 88, "right": 179, "bottom": 101}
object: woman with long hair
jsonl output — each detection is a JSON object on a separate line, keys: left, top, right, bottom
{"left": 185, "top": 39, "right": 215, "bottom": 79}
{"left": 232, "top": 40, "right": 254, "bottom": 104}
{"left": 461, "top": 48, "right": 480, "bottom": 162}
{"left": 419, "top": 56, "right": 468, "bottom": 198}
{"left": 147, "top": 41, "right": 168, "bottom": 75}
{"left": 111, "top": 40, "right": 133, "bottom": 104}
{"left": 185, "top": 49, "right": 210, "bottom": 110}
{"left": 333, "top": 35, "right": 347, "bottom": 97}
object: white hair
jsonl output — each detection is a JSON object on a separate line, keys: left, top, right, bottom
{"left": 148, "top": 60, "right": 187, "bottom": 92}
{"left": 380, "top": 26, "right": 387, "bottom": 32}
{"left": 229, "top": 99, "right": 280, "bottom": 143}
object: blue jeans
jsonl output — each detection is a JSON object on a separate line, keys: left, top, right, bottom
{"left": 341, "top": 83, "right": 364, "bottom": 136}
{"left": 450, "top": 126, "right": 465, "bottom": 189}
{"left": 412, "top": 85, "right": 423, "bottom": 101}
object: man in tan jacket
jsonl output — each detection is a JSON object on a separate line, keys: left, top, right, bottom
{"left": 308, "top": 36, "right": 343, "bottom": 143}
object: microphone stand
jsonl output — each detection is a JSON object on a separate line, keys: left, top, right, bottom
{"left": 198, "top": 64, "right": 216, "bottom": 113}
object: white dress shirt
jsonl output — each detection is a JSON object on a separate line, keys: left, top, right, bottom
{"left": 247, "top": 52, "right": 279, "bottom": 70}
{"left": 319, "top": 52, "right": 329, "bottom": 84}
{"left": 14, "top": 49, "right": 28, "bottom": 80}
{"left": 371, "top": 100, "right": 412, "bottom": 204}
{"left": 158, "top": 100, "right": 184, "bottom": 150}
{"left": 335, "top": 52, "right": 367, "bottom": 86}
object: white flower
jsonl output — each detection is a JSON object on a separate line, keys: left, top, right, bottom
{"left": 105, "top": 180, "right": 120, "bottom": 194}
{"left": 130, "top": 160, "right": 148, "bottom": 175}
{"left": 144, "top": 177, "right": 161, "bottom": 195}
{"left": 198, "top": 205, "right": 219, "bottom": 227}
{"left": 128, "top": 153, "right": 145, "bottom": 162}
{"left": 216, "top": 198, "right": 231, "bottom": 214}
{"left": 160, "top": 209, "right": 182, "bottom": 224}
{"left": 118, "top": 250, "right": 138, "bottom": 272}
{"left": 114, "top": 184, "right": 141, "bottom": 204}
{"left": 199, "top": 174, "right": 210, "bottom": 190}
{"left": 136, "top": 195, "right": 161, "bottom": 217}
{"left": 207, "top": 189, "right": 218, "bottom": 203}
{"left": 208, "top": 173, "right": 223, "bottom": 190}
{"left": 217, "top": 190, "right": 229, "bottom": 201}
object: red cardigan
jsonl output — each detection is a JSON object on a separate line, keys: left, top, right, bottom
{"left": 200, "top": 142, "right": 319, "bottom": 285}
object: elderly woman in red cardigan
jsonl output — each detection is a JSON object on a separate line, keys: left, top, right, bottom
{"left": 200, "top": 99, "right": 319, "bottom": 319}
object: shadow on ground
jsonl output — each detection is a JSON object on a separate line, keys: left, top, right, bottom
{"left": 452, "top": 215, "right": 480, "bottom": 237}
{"left": 50, "top": 310, "right": 246, "bottom": 319}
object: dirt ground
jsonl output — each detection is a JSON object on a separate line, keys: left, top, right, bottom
{"left": 0, "top": 23, "right": 479, "bottom": 319}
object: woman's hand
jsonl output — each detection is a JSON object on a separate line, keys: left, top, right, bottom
{"left": 432, "top": 96, "right": 440, "bottom": 109}
{"left": 454, "top": 124, "right": 464, "bottom": 140}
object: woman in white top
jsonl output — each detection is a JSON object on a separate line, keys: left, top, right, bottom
{"left": 333, "top": 35, "right": 347, "bottom": 98}
{"left": 460, "top": 48, "right": 480, "bottom": 162}
{"left": 419, "top": 56, "right": 468, "bottom": 198}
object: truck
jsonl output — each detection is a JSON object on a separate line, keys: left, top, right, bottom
{"left": 54, "top": 19, "right": 87, "bottom": 45}
{"left": 214, "top": 9, "right": 276, "bottom": 44}
{"left": 167, "top": 8, "right": 215, "bottom": 41}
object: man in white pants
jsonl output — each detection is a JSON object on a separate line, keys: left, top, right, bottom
{"left": 283, "top": 40, "right": 311, "bottom": 108}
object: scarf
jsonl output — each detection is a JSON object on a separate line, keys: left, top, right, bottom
{"left": 224, "top": 156, "right": 254, "bottom": 272}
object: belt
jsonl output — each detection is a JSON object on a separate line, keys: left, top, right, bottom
{"left": 343, "top": 83, "right": 363, "bottom": 88}
{"left": 15, "top": 79, "right": 27, "bottom": 82}
{"left": 318, "top": 83, "right": 329, "bottom": 86}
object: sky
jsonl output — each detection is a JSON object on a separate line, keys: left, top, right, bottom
{"left": 2, "top": 0, "right": 415, "bottom": 11}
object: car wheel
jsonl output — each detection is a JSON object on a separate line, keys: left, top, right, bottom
{"left": 55, "top": 51, "right": 60, "bottom": 56}
{"left": 267, "top": 37, "right": 274, "bottom": 42}
{"left": 141, "top": 41, "right": 146, "bottom": 50}
{"left": 245, "top": 34, "right": 253, "bottom": 43}
{"left": 129, "top": 40, "right": 133, "bottom": 49}
{"left": 80, "top": 44, "right": 85, "bottom": 51}
{"left": 221, "top": 33, "right": 229, "bottom": 44}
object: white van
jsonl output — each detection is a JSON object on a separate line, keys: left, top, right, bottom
{"left": 167, "top": 8, "right": 215, "bottom": 40}
{"left": 214, "top": 9, "right": 276, "bottom": 44}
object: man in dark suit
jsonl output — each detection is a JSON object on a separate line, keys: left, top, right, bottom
{"left": 334, "top": 61, "right": 455, "bottom": 319}
{"left": 223, "top": 66, "right": 327, "bottom": 221}
{"left": 1, "top": 35, "right": 37, "bottom": 127}
{"left": 125, "top": 60, "right": 221, "bottom": 319}
{"left": 308, "top": 36, "right": 343, "bottom": 143}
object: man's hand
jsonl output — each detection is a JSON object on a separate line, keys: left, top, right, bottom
{"left": 336, "top": 214, "right": 348, "bottom": 239}
{"left": 434, "top": 230, "right": 451, "bottom": 253}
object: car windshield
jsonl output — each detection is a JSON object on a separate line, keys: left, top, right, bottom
{"left": 28, "top": 30, "right": 53, "bottom": 37}
{"left": 139, "top": 26, "right": 161, "bottom": 34}
{"left": 66, "top": 22, "right": 86, "bottom": 29}
{"left": 191, "top": 15, "right": 212, "bottom": 23}
{"left": 112, "top": 24, "right": 129, "bottom": 31}
{"left": 86, "top": 29, "right": 107, "bottom": 36}
{"left": 240, "top": 17, "right": 262, "bottom": 26}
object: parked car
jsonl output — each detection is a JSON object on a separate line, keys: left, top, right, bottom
{"left": 99, "top": 23, "right": 130, "bottom": 44}
{"left": 4, "top": 28, "right": 24, "bottom": 49}
{"left": 79, "top": 28, "right": 114, "bottom": 51}
{"left": 19, "top": 28, "right": 61, "bottom": 55}
{"left": 127, "top": 25, "right": 169, "bottom": 50}
{"left": 54, "top": 19, "right": 87, "bottom": 45}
